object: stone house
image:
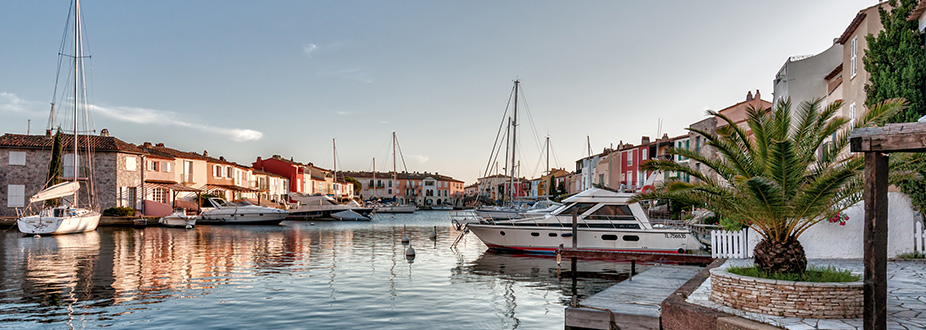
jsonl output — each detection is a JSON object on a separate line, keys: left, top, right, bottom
{"left": 0, "top": 131, "right": 145, "bottom": 216}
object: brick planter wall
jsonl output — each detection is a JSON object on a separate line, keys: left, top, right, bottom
{"left": 709, "top": 268, "right": 862, "bottom": 319}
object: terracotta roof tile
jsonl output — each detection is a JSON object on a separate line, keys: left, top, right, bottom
{"left": 0, "top": 133, "right": 144, "bottom": 154}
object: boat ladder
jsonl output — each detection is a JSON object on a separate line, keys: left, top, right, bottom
{"left": 450, "top": 227, "right": 468, "bottom": 249}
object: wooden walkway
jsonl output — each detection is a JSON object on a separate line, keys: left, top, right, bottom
{"left": 565, "top": 264, "right": 703, "bottom": 330}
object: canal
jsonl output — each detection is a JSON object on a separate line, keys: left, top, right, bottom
{"left": 0, "top": 212, "right": 643, "bottom": 329}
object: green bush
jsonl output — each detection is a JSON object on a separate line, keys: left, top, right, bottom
{"left": 727, "top": 265, "right": 860, "bottom": 282}
{"left": 102, "top": 206, "right": 137, "bottom": 217}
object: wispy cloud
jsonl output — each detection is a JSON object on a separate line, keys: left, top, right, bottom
{"left": 0, "top": 92, "right": 45, "bottom": 116}
{"left": 336, "top": 110, "right": 354, "bottom": 116}
{"left": 90, "top": 105, "right": 263, "bottom": 142}
{"left": 379, "top": 120, "right": 391, "bottom": 124}
{"left": 407, "top": 154, "right": 429, "bottom": 164}
{"left": 317, "top": 67, "right": 373, "bottom": 84}
{"left": 302, "top": 43, "right": 318, "bottom": 57}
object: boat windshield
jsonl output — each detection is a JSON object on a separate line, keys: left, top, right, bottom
{"left": 557, "top": 202, "right": 596, "bottom": 216}
{"left": 232, "top": 201, "right": 254, "bottom": 206}
{"left": 586, "top": 205, "right": 635, "bottom": 220}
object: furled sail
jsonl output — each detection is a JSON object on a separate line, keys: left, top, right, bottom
{"left": 29, "top": 181, "right": 80, "bottom": 203}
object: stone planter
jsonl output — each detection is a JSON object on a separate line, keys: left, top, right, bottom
{"left": 709, "top": 267, "right": 863, "bottom": 319}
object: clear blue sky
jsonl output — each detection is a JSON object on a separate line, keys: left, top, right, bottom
{"left": 0, "top": 0, "right": 877, "bottom": 184}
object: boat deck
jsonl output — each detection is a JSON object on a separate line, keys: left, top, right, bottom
{"left": 565, "top": 264, "right": 703, "bottom": 330}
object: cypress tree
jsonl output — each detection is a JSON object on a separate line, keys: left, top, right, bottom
{"left": 45, "top": 128, "right": 64, "bottom": 207}
{"left": 864, "top": 0, "right": 926, "bottom": 122}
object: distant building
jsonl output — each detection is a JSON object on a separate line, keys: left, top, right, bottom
{"left": 343, "top": 171, "right": 464, "bottom": 206}
{"left": 773, "top": 44, "right": 843, "bottom": 107}
{"left": 835, "top": 3, "right": 885, "bottom": 125}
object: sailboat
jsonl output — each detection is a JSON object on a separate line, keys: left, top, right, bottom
{"left": 374, "top": 132, "right": 417, "bottom": 213}
{"left": 473, "top": 80, "right": 529, "bottom": 220}
{"left": 17, "top": 0, "right": 101, "bottom": 235}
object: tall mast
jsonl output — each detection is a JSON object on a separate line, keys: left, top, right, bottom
{"left": 372, "top": 158, "right": 376, "bottom": 200}
{"left": 546, "top": 136, "right": 550, "bottom": 176}
{"left": 72, "top": 0, "right": 81, "bottom": 204}
{"left": 332, "top": 138, "right": 337, "bottom": 184}
{"left": 509, "top": 80, "right": 519, "bottom": 204}
{"left": 504, "top": 118, "right": 510, "bottom": 204}
{"left": 392, "top": 132, "right": 397, "bottom": 199}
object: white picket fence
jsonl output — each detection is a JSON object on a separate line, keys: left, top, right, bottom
{"left": 916, "top": 221, "right": 926, "bottom": 253}
{"left": 710, "top": 230, "right": 753, "bottom": 258}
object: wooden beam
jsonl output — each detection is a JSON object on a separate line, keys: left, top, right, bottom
{"left": 850, "top": 122, "right": 926, "bottom": 153}
{"left": 863, "top": 152, "right": 889, "bottom": 330}
{"left": 557, "top": 248, "right": 714, "bottom": 264}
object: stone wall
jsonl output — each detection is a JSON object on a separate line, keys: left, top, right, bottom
{"left": 709, "top": 268, "right": 862, "bottom": 319}
{"left": 0, "top": 148, "right": 52, "bottom": 216}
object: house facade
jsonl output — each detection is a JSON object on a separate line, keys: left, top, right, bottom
{"left": 0, "top": 132, "right": 145, "bottom": 217}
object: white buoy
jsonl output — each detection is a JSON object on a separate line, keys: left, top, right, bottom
{"left": 429, "top": 226, "right": 437, "bottom": 240}
{"left": 405, "top": 245, "right": 416, "bottom": 256}
{"left": 401, "top": 236, "right": 410, "bottom": 244}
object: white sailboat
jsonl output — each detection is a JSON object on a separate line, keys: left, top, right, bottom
{"left": 18, "top": 0, "right": 101, "bottom": 235}
{"left": 374, "top": 132, "right": 417, "bottom": 213}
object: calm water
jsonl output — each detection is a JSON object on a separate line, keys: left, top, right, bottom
{"left": 0, "top": 212, "right": 643, "bottom": 329}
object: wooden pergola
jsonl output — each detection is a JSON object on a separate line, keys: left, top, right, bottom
{"left": 849, "top": 122, "right": 926, "bottom": 330}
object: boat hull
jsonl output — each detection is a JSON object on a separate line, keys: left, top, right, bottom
{"left": 198, "top": 209, "right": 288, "bottom": 225}
{"left": 17, "top": 211, "right": 101, "bottom": 235}
{"left": 288, "top": 207, "right": 374, "bottom": 220}
{"left": 158, "top": 215, "right": 198, "bottom": 228}
{"left": 467, "top": 224, "right": 701, "bottom": 255}
{"left": 374, "top": 205, "right": 416, "bottom": 213}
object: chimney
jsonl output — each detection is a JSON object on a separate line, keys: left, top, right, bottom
{"left": 755, "top": 89, "right": 761, "bottom": 100}
{"left": 203, "top": 150, "right": 208, "bottom": 157}
{"left": 156, "top": 143, "right": 165, "bottom": 147}
{"left": 641, "top": 136, "right": 650, "bottom": 145}
{"left": 746, "top": 91, "right": 754, "bottom": 101}
{"left": 45, "top": 129, "right": 52, "bottom": 138}
{"left": 219, "top": 156, "right": 226, "bottom": 161}
{"left": 100, "top": 128, "right": 110, "bottom": 137}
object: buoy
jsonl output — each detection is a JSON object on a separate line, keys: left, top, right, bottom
{"left": 405, "top": 245, "right": 416, "bottom": 256}
{"left": 185, "top": 225, "right": 193, "bottom": 229}
{"left": 401, "top": 236, "right": 410, "bottom": 244}
{"left": 33, "top": 234, "right": 40, "bottom": 238}
{"left": 429, "top": 226, "right": 437, "bottom": 240}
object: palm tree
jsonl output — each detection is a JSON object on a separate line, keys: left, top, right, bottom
{"left": 632, "top": 98, "right": 902, "bottom": 274}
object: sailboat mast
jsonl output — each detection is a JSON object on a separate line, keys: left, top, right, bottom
{"left": 72, "top": 0, "right": 81, "bottom": 205}
{"left": 332, "top": 138, "right": 337, "bottom": 186}
{"left": 392, "top": 132, "right": 397, "bottom": 199}
{"left": 546, "top": 136, "right": 550, "bottom": 176}
{"left": 504, "top": 118, "right": 510, "bottom": 204}
{"left": 509, "top": 80, "right": 519, "bottom": 204}
{"left": 372, "top": 158, "right": 376, "bottom": 200}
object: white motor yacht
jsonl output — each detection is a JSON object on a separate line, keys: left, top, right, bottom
{"left": 158, "top": 209, "right": 198, "bottom": 228}
{"left": 198, "top": 198, "right": 288, "bottom": 225}
{"left": 460, "top": 188, "right": 704, "bottom": 254}
{"left": 287, "top": 194, "right": 373, "bottom": 221}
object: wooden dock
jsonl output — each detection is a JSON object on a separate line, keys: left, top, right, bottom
{"left": 557, "top": 248, "right": 714, "bottom": 264}
{"left": 565, "top": 264, "right": 704, "bottom": 330}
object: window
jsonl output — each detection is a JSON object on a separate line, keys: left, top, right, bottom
{"left": 166, "top": 162, "right": 172, "bottom": 173}
{"left": 369, "top": 180, "right": 374, "bottom": 187}
{"left": 8, "top": 151, "right": 25, "bottom": 165}
{"left": 695, "top": 136, "right": 701, "bottom": 154}
{"left": 124, "top": 186, "right": 137, "bottom": 208}
{"left": 626, "top": 151, "right": 632, "bottom": 166}
{"left": 150, "top": 161, "right": 160, "bottom": 172}
{"left": 126, "top": 156, "right": 137, "bottom": 171}
{"left": 213, "top": 165, "right": 221, "bottom": 177}
{"left": 184, "top": 161, "right": 194, "bottom": 182}
{"left": 7, "top": 184, "right": 24, "bottom": 207}
{"left": 626, "top": 171, "right": 632, "bottom": 183}
{"left": 560, "top": 202, "right": 596, "bottom": 215}
{"left": 152, "top": 188, "right": 167, "bottom": 203}
{"left": 388, "top": 180, "right": 392, "bottom": 187}
{"left": 850, "top": 36, "right": 858, "bottom": 78}
{"left": 641, "top": 148, "right": 647, "bottom": 160}
{"left": 388, "top": 189, "right": 392, "bottom": 194}
{"left": 589, "top": 205, "right": 634, "bottom": 219}
{"left": 601, "top": 235, "right": 618, "bottom": 241}
{"left": 226, "top": 166, "right": 233, "bottom": 178}
{"left": 623, "top": 235, "right": 640, "bottom": 242}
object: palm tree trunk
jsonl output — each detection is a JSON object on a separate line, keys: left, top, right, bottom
{"left": 753, "top": 237, "right": 807, "bottom": 274}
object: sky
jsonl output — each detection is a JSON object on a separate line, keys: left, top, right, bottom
{"left": 0, "top": 0, "right": 878, "bottom": 184}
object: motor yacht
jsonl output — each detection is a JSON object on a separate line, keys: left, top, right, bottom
{"left": 198, "top": 198, "right": 288, "bottom": 225}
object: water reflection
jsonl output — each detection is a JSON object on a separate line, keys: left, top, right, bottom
{"left": 1, "top": 217, "right": 646, "bottom": 329}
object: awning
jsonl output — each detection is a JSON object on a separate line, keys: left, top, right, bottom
{"left": 203, "top": 184, "right": 262, "bottom": 193}
{"left": 144, "top": 181, "right": 202, "bottom": 192}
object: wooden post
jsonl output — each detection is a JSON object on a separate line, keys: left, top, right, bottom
{"left": 863, "top": 152, "right": 888, "bottom": 330}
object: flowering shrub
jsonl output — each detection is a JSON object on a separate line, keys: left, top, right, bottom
{"left": 827, "top": 212, "right": 849, "bottom": 226}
